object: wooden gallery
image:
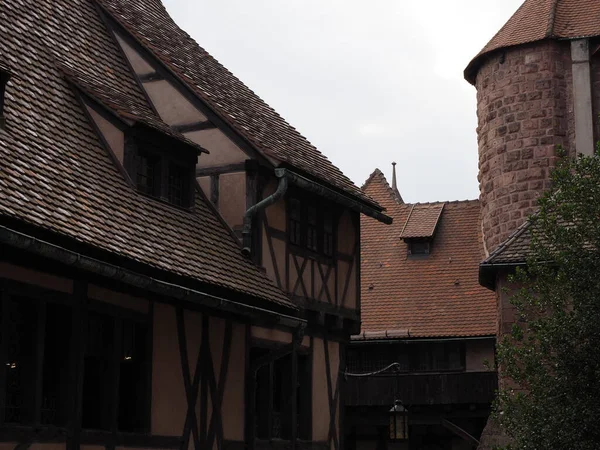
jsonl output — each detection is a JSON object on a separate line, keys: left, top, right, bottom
{"left": 0, "top": 1, "right": 391, "bottom": 450}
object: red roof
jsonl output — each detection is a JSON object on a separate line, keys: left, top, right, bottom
{"left": 360, "top": 170, "right": 496, "bottom": 338}
{"left": 465, "top": 0, "right": 600, "bottom": 84}
{"left": 400, "top": 203, "right": 444, "bottom": 239}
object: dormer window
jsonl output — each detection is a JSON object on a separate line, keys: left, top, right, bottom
{"left": 0, "top": 66, "right": 11, "bottom": 129}
{"left": 124, "top": 126, "right": 197, "bottom": 208}
{"left": 408, "top": 240, "right": 430, "bottom": 256}
{"left": 400, "top": 203, "right": 445, "bottom": 258}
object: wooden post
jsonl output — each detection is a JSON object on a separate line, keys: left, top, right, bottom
{"left": 68, "top": 280, "right": 88, "bottom": 450}
{"left": 291, "top": 342, "right": 298, "bottom": 450}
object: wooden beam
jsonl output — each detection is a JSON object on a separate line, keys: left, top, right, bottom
{"left": 210, "top": 174, "right": 220, "bottom": 207}
{"left": 196, "top": 162, "right": 246, "bottom": 177}
{"left": 173, "top": 121, "right": 216, "bottom": 134}
{"left": 138, "top": 72, "right": 164, "bottom": 82}
{"left": 68, "top": 280, "right": 88, "bottom": 450}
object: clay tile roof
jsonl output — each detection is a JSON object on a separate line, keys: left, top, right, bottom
{"left": 361, "top": 170, "right": 496, "bottom": 338}
{"left": 399, "top": 203, "right": 445, "bottom": 239}
{"left": 0, "top": 0, "right": 293, "bottom": 309}
{"left": 60, "top": 64, "right": 208, "bottom": 154}
{"left": 93, "top": 0, "right": 381, "bottom": 211}
{"left": 465, "top": 0, "right": 600, "bottom": 84}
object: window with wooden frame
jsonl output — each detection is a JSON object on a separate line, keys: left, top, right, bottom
{"left": 251, "top": 348, "right": 311, "bottom": 442}
{"left": 0, "top": 67, "right": 10, "bottom": 129}
{"left": 407, "top": 239, "right": 430, "bottom": 256}
{"left": 124, "top": 128, "right": 196, "bottom": 208}
{"left": 0, "top": 284, "right": 151, "bottom": 433}
{"left": 287, "top": 194, "right": 335, "bottom": 258}
{"left": 81, "top": 308, "right": 150, "bottom": 433}
{"left": 410, "top": 342, "right": 465, "bottom": 372}
{"left": 347, "top": 342, "right": 465, "bottom": 374}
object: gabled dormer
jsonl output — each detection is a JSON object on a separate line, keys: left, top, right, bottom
{"left": 62, "top": 66, "right": 204, "bottom": 210}
{"left": 123, "top": 125, "right": 198, "bottom": 208}
{"left": 400, "top": 203, "right": 445, "bottom": 256}
{"left": 0, "top": 63, "right": 11, "bottom": 130}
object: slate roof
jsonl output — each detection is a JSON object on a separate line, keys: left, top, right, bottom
{"left": 465, "top": 0, "right": 600, "bottom": 84}
{"left": 400, "top": 203, "right": 445, "bottom": 239}
{"left": 360, "top": 169, "right": 496, "bottom": 338}
{"left": 94, "top": 0, "right": 381, "bottom": 210}
{"left": 0, "top": 0, "right": 293, "bottom": 308}
{"left": 481, "top": 220, "right": 532, "bottom": 266}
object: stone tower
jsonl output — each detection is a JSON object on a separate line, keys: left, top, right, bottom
{"left": 464, "top": 0, "right": 600, "bottom": 255}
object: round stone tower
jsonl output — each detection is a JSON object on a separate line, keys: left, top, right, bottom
{"left": 464, "top": 0, "right": 600, "bottom": 255}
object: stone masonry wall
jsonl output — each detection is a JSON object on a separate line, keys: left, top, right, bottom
{"left": 475, "top": 40, "right": 573, "bottom": 255}
{"left": 590, "top": 51, "right": 600, "bottom": 144}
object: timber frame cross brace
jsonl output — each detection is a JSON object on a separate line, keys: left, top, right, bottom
{"left": 176, "top": 308, "right": 233, "bottom": 450}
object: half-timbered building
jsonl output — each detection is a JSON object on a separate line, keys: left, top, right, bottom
{"left": 345, "top": 168, "right": 497, "bottom": 450}
{"left": 0, "top": 2, "right": 391, "bottom": 450}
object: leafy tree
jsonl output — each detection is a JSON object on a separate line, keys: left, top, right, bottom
{"left": 496, "top": 147, "right": 600, "bottom": 449}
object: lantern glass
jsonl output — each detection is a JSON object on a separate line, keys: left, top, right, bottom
{"left": 389, "top": 402, "right": 408, "bottom": 441}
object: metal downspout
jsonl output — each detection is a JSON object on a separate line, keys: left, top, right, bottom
{"left": 242, "top": 168, "right": 288, "bottom": 256}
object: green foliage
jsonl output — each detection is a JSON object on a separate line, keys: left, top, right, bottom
{"left": 496, "top": 147, "right": 600, "bottom": 449}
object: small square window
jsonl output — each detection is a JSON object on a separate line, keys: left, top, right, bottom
{"left": 408, "top": 240, "right": 430, "bottom": 256}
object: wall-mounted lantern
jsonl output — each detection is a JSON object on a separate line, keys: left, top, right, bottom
{"left": 389, "top": 399, "right": 408, "bottom": 441}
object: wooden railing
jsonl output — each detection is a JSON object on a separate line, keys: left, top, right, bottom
{"left": 345, "top": 371, "right": 498, "bottom": 406}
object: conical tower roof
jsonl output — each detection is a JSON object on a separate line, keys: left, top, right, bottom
{"left": 465, "top": 0, "right": 600, "bottom": 84}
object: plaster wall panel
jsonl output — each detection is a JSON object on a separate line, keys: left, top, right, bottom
{"left": 337, "top": 261, "right": 351, "bottom": 307}
{"left": 218, "top": 172, "right": 246, "bottom": 230}
{"left": 88, "top": 284, "right": 149, "bottom": 313}
{"left": 262, "top": 226, "right": 277, "bottom": 285}
{"left": 222, "top": 322, "right": 246, "bottom": 441}
{"left": 85, "top": 104, "right": 124, "bottom": 163}
{"left": 313, "top": 338, "right": 340, "bottom": 442}
{"left": 465, "top": 339, "right": 496, "bottom": 372}
{"left": 197, "top": 175, "right": 211, "bottom": 200}
{"left": 151, "top": 302, "right": 186, "bottom": 435}
{"left": 345, "top": 259, "right": 358, "bottom": 310}
{"left": 251, "top": 326, "right": 292, "bottom": 344}
{"left": 263, "top": 182, "right": 286, "bottom": 231}
{"left": 0, "top": 262, "right": 73, "bottom": 293}
{"left": 337, "top": 211, "right": 355, "bottom": 255}
{"left": 188, "top": 129, "right": 246, "bottom": 167}
{"left": 114, "top": 33, "right": 156, "bottom": 76}
{"left": 143, "top": 79, "right": 207, "bottom": 126}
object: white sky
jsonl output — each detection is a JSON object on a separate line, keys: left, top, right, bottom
{"left": 163, "top": 0, "right": 524, "bottom": 203}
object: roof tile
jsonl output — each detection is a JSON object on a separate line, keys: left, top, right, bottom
{"left": 94, "top": 0, "right": 380, "bottom": 209}
{"left": 0, "top": 0, "right": 293, "bottom": 308}
{"left": 400, "top": 203, "right": 444, "bottom": 239}
{"left": 465, "top": 0, "right": 600, "bottom": 83}
{"left": 360, "top": 170, "right": 496, "bottom": 338}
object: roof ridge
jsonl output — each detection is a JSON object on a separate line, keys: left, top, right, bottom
{"left": 547, "top": 0, "right": 561, "bottom": 37}
{"left": 361, "top": 168, "right": 383, "bottom": 190}
{"left": 406, "top": 199, "right": 479, "bottom": 206}
{"left": 483, "top": 216, "right": 533, "bottom": 264}
{"left": 362, "top": 168, "right": 403, "bottom": 205}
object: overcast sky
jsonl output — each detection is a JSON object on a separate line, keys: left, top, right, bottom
{"left": 162, "top": 0, "right": 523, "bottom": 203}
